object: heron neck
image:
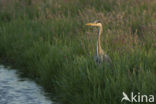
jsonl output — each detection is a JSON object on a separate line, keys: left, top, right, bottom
{"left": 97, "top": 26, "right": 103, "bottom": 55}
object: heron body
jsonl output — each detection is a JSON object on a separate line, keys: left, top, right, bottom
{"left": 86, "top": 20, "right": 112, "bottom": 64}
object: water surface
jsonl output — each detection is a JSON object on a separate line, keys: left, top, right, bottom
{"left": 0, "top": 65, "right": 52, "bottom": 104}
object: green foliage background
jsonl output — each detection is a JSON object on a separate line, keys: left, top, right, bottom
{"left": 0, "top": 0, "right": 156, "bottom": 104}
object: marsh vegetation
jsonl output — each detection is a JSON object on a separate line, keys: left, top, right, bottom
{"left": 0, "top": 0, "right": 156, "bottom": 104}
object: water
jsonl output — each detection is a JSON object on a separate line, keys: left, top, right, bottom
{"left": 0, "top": 65, "right": 52, "bottom": 104}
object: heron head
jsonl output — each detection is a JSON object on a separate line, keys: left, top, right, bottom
{"left": 86, "top": 20, "right": 102, "bottom": 27}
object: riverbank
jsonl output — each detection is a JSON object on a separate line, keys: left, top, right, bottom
{"left": 0, "top": 0, "right": 156, "bottom": 104}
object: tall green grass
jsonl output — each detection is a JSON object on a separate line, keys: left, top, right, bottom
{"left": 0, "top": 0, "right": 156, "bottom": 104}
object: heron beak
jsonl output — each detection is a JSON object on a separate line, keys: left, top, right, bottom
{"left": 86, "top": 23, "right": 97, "bottom": 26}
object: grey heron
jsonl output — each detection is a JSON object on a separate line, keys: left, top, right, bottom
{"left": 86, "top": 20, "right": 112, "bottom": 64}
